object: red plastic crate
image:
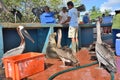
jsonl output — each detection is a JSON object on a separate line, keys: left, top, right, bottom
{"left": 2, "top": 52, "right": 45, "bottom": 80}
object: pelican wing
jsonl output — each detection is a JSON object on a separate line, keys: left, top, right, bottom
{"left": 95, "top": 43, "right": 116, "bottom": 72}
{"left": 3, "top": 45, "right": 25, "bottom": 58}
{"left": 55, "top": 48, "right": 78, "bottom": 64}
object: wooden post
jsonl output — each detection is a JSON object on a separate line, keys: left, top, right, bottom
{"left": 0, "top": 25, "right": 4, "bottom": 58}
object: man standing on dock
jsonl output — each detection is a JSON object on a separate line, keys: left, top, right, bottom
{"left": 62, "top": 1, "right": 79, "bottom": 53}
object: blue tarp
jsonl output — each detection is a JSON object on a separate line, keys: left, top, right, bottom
{"left": 40, "top": 12, "right": 56, "bottom": 24}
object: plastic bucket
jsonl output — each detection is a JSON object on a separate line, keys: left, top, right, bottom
{"left": 115, "top": 39, "right": 120, "bottom": 56}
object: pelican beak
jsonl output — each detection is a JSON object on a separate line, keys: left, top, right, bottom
{"left": 21, "top": 29, "right": 34, "bottom": 43}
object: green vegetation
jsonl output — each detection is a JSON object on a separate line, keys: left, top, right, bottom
{"left": 89, "top": 6, "right": 102, "bottom": 20}
{"left": 0, "top": 0, "right": 112, "bottom": 23}
{"left": 0, "top": 0, "right": 62, "bottom": 23}
{"left": 89, "top": 6, "right": 111, "bottom": 21}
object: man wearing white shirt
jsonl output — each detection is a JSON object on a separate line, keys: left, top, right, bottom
{"left": 59, "top": 7, "right": 68, "bottom": 24}
{"left": 62, "top": 1, "right": 79, "bottom": 53}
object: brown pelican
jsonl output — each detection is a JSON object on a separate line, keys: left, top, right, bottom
{"left": 95, "top": 20, "right": 116, "bottom": 72}
{"left": 3, "top": 25, "right": 34, "bottom": 58}
{"left": 46, "top": 29, "right": 79, "bottom": 67}
{"left": 46, "top": 32, "right": 58, "bottom": 58}
{"left": 52, "top": 46, "right": 80, "bottom": 67}
{"left": 46, "top": 29, "right": 62, "bottom": 58}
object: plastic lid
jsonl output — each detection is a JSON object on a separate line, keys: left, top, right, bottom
{"left": 116, "top": 33, "right": 120, "bottom": 37}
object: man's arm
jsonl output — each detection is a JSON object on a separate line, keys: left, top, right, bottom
{"left": 61, "top": 16, "right": 71, "bottom": 24}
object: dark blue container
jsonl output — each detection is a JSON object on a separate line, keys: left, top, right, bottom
{"left": 115, "top": 39, "right": 120, "bottom": 56}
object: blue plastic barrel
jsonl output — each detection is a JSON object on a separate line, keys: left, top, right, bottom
{"left": 115, "top": 39, "right": 120, "bottom": 56}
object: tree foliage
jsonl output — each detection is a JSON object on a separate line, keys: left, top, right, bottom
{"left": 89, "top": 6, "right": 102, "bottom": 20}
{"left": 104, "top": 9, "right": 111, "bottom": 16}
{"left": 49, "top": 0, "right": 62, "bottom": 9}
{"left": 89, "top": 6, "right": 111, "bottom": 21}
{"left": 0, "top": 0, "right": 112, "bottom": 23}
{"left": 0, "top": 0, "right": 62, "bottom": 22}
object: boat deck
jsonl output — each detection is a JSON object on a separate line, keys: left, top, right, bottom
{"left": 28, "top": 48, "right": 120, "bottom": 80}
{"left": 0, "top": 48, "right": 120, "bottom": 80}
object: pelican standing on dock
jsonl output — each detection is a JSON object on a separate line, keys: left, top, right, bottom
{"left": 95, "top": 20, "right": 116, "bottom": 72}
{"left": 3, "top": 26, "right": 34, "bottom": 58}
{"left": 46, "top": 29, "right": 79, "bottom": 67}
